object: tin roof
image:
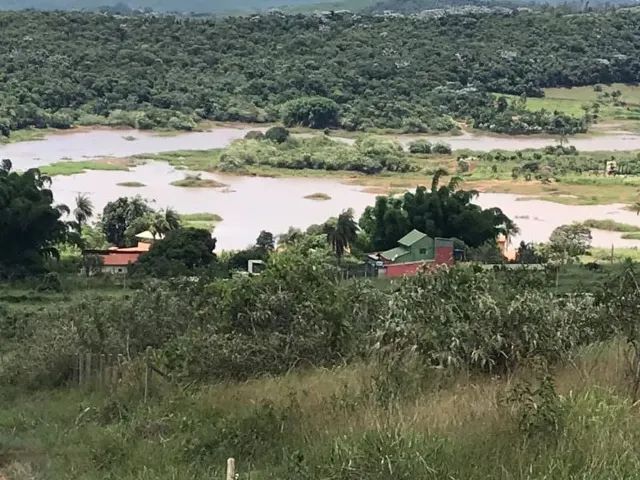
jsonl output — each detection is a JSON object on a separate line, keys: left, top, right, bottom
{"left": 398, "top": 229, "right": 427, "bottom": 247}
{"left": 380, "top": 246, "right": 410, "bottom": 262}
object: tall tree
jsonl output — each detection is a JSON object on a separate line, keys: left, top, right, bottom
{"left": 73, "top": 193, "right": 94, "bottom": 235}
{"left": 361, "top": 171, "right": 516, "bottom": 250}
{"left": 256, "top": 230, "right": 275, "bottom": 251}
{"left": 325, "top": 209, "right": 358, "bottom": 262}
{"left": 101, "top": 196, "right": 153, "bottom": 246}
{"left": 0, "top": 162, "right": 69, "bottom": 275}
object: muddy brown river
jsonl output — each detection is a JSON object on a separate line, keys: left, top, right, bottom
{"left": 4, "top": 127, "right": 640, "bottom": 250}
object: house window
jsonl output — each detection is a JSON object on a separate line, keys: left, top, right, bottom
{"left": 419, "top": 248, "right": 427, "bottom": 254}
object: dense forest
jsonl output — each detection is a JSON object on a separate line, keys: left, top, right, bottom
{"left": 0, "top": 0, "right": 357, "bottom": 13}
{"left": 1, "top": 10, "right": 638, "bottom": 135}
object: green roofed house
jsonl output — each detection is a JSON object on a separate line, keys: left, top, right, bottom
{"left": 367, "top": 229, "right": 454, "bottom": 277}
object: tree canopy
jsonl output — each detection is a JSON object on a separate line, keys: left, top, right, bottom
{"left": 101, "top": 196, "right": 154, "bottom": 246}
{"left": 360, "top": 171, "right": 517, "bottom": 249}
{"left": 0, "top": 10, "right": 633, "bottom": 136}
{"left": 133, "top": 227, "right": 217, "bottom": 276}
{"left": 0, "top": 161, "right": 70, "bottom": 276}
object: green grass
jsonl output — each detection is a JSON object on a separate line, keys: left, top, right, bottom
{"left": 2, "top": 344, "right": 640, "bottom": 479}
{"left": 137, "top": 149, "right": 223, "bottom": 171}
{"left": 500, "top": 83, "right": 640, "bottom": 123}
{"left": 41, "top": 160, "right": 131, "bottom": 176}
{"left": 587, "top": 247, "right": 640, "bottom": 263}
{"left": 180, "top": 212, "right": 223, "bottom": 230}
{"left": 0, "top": 128, "right": 55, "bottom": 144}
{"left": 622, "top": 232, "right": 640, "bottom": 240}
{"left": 581, "top": 219, "right": 640, "bottom": 232}
{"left": 116, "top": 181, "right": 146, "bottom": 187}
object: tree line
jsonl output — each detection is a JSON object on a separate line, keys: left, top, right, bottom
{"left": 2, "top": 10, "right": 636, "bottom": 136}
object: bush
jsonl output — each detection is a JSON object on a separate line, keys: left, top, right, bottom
{"left": 264, "top": 126, "right": 290, "bottom": 143}
{"left": 408, "top": 139, "right": 432, "bottom": 154}
{"left": 244, "top": 130, "right": 265, "bottom": 140}
{"left": 133, "top": 228, "right": 217, "bottom": 277}
{"left": 432, "top": 142, "right": 452, "bottom": 154}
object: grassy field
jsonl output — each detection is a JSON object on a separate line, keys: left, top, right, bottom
{"left": 1, "top": 341, "right": 639, "bottom": 480}
{"left": 179, "top": 212, "right": 223, "bottom": 230}
{"left": 0, "top": 128, "right": 57, "bottom": 145}
{"left": 40, "top": 159, "right": 134, "bottom": 176}
{"left": 503, "top": 83, "right": 640, "bottom": 126}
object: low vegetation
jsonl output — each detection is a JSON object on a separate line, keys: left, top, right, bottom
{"left": 304, "top": 192, "right": 332, "bottom": 201}
{"left": 581, "top": 219, "right": 640, "bottom": 233}
{"left": 179, "top": 212, "right": 223, "bottom": 230}
{"left": 116, "top": 181, "right": 146, "bottom": 187}
{"left": 170, "top": 174, "right": 227, "bottom": 188}
{"left": 40, "top": 159, "right": 132, "bottom": 176}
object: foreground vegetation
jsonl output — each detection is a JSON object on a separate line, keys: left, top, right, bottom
{"left": 2, "top": 257, "right": 640, "bottom": 479}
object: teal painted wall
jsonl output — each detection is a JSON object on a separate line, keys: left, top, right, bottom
{"left": 406, "top": 236, "right": 434, "bottom": 262}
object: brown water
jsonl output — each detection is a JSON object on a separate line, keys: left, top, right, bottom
{"left": 4, "top": 126, "right": 640, "bottom": 250}
{"left": 48, "top": 161, "right": 640, "bottom": 250}
{"left": 2, "top": 127, "right": 263, "bottom": 170}
{"left": 5, "top": 126, "right": 640, "bottom": 173}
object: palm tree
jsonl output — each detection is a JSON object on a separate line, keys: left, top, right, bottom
{"left": 73, "top": 193, "right": 94, "bottom": 234}
{"left": 325, "top": 209, "right": 358, "bottom": 263}
{"left": 149, "top": 208, "right": 182, "bottom": 239}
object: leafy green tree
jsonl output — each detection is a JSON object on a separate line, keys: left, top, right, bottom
{"left": 324, "top": 209, "right": 358, "bottom": 262}
{"left": 547, "top": 224, "right": 592, "bottom": 263}
{"left": 101, "top": 196, "right": 153, "bottom": 246}
{"left": 0, "top": 161, "right": 70, "bottom": 275}
{"left": 515, "top": 241, "right": 547, "bottom": 264}
{"left": 281, "top": 97, "right": 340, "bottom": 129}
{"left": 361, "top": 171, "right": 516, "bottom": 250}
{"left": 134, "top": 228, "right": 217, "bottom": 277}
{"left": 256, "top": 230, "right": 275, "bottom": 251}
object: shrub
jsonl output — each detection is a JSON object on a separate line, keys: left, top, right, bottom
{"left": 244, "top": 130, "right": 265, "bottom": 140}
{"left": 408, "top": 139, "right": 432, "bottom": 154}
{"left": 432, "top": 142, "right": 452, "bottom": 154}
{"left": 264, "top": 126, "right": 290, "bottom": 143}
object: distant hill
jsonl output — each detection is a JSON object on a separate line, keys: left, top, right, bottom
{"left": 364, "top": 0, "right": 640, "bottom": 13}
{"left": 0, "top": 0, "right": 365, "bottom": 14}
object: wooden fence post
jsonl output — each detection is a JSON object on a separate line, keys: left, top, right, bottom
{"left": 99, "top": 354, "right": 106, "bottom": 388}
{"left": 78, "top": 353, "right": 84, "bottom": 386}
{"left": 226, "top": 458, "right": 235, "bottom": 480}
{"left": 85, "top": 353, "right": 92, "bottom": 387}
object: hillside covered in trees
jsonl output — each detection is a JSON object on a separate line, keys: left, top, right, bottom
{"left": 0, "top": 0, "right": 359, "bottom": 13}
{"left": 1, "top": 10, "right": 638, "bottom": 136}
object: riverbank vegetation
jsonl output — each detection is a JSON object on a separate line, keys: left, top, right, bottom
{"left": 170, "top": 173, "right": 227, "bottom": 188}
{"left": 132, "top": 132, "right": 640, "bottom": 205}
{"left": 40, "top": 159, "right": 134, "bottom": 176}
{"left": 3, "top": 10, "right": 639, "bottom": 137}
{"left": 179, "top": 212, "right": 223, "bottom": 230}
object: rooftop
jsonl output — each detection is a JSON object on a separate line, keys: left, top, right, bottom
{"left": 398, "top": 229, "right": 428, "bottom": 247}
{"left": 380, "top": 246, "right": 409, "bottom": 262}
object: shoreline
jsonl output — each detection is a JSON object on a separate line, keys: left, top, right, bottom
{"left": 3, "top": 119, "right": 638, "bottom": 147}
